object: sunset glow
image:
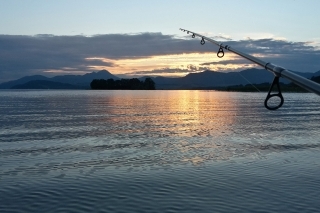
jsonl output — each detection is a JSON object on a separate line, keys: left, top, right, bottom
{"left": 86, "top": 52, "right": 259, "bottom": 77}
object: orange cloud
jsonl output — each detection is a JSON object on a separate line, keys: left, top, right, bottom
{"left": 86, "top": 52, "right": 257, "bottom": 77}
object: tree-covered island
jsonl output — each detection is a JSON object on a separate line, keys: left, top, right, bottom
{"left": 90, "top": 78, "right": 155, "bottom": 90}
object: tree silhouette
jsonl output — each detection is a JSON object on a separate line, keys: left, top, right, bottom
{"left": 91, "top": 78, "right": 156, "bottom": 90}
{"left": 144, "top": 77, "right": 155, "bottom": 90}
{"left": 311, "top": 75, "right": 320, "bottom": 84}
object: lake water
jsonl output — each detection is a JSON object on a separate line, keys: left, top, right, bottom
{"left": 1, "top": 90, "right": 320, "bottom": 213}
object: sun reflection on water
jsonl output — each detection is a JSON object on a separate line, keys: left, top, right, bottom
{"left": 1, "top": 90, "right": 319, "bottom": 173}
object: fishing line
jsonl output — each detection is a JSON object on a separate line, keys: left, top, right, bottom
{"left": 236, "top": 71, "right": 261, "bottom": 92}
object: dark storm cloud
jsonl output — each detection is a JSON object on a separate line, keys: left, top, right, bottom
{"left": 0, "top": 32, "right": 319, "bottom": 82}
{"left": 192, "top": 38, "right": 320, "bottom": 72}
{"left": 0, "top": 33, "right": 210, "bottom": 81}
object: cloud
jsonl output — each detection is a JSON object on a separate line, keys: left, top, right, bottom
{"left": 199, "top": 38, "right": 320, "bottom": 72}
{"left": 0, "top": 33, "right": 211, "bottom": 82}
{"left": 0, "top": 33, "right": 320, "bottom": 82}
{"left": 124, "top": 68, "right": 196, "bottom": 76}
{"left": 200, "top": 58, "right": 249, "bottom": 66}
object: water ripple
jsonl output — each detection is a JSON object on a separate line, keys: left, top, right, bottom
{"left": 1, "top": 90, "right": 320, "bottom": 213}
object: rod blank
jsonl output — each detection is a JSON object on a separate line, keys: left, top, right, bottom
{"left": 180, "top": 28, "right": 320, "bottom": 109}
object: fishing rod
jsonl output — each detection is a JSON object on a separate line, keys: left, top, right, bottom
{"left": 180, "top": 28, "right": 320, "bottom": 110}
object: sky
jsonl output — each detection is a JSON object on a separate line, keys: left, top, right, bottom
{"left": 1, "top": 0, "right": 320, "bottom": 83}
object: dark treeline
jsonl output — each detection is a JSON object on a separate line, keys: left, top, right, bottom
{"left": 90, "top": 78, "right": 155, "bottom": 90}
{"left": 221, "top": 82, "right": 308, "bottom": 92}
{"left": 311, "top": 75, "right": 320, "bottom": 84}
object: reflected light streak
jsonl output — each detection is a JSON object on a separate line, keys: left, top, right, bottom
{"left": 161, "top": 91, "right": 240, "bottom": 165}
{"left": 75, "top": 90, "right": 251, "bottom": 166}
{"left": 165, "top": 91, "right": 237, "bottom": 137}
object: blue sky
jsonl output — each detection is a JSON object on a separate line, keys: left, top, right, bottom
{"left": 1, "top": 0, "right": 320, "bottom": 82}
{"left": 2, "top": 0, "right": 320, "bottom": 41}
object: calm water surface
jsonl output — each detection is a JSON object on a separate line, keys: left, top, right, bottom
{"left": 0, "top": 90, "right": 320, "bottom": 213}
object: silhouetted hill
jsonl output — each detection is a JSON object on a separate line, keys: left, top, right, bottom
{"left": 0, "top": 75, "right": 49, "bottom": 89}
{"left": 182, "top": 69, "right": 274, "bottom": 87}
{"left": 0, "top": 70, "right": 118, "bottom": 89}
{"left": 299, "top": 70, "right": 320, "bottom": 79}
{"left": 12, "top": 80, "right": 82, "bottom": 89}
{"left": 153, "top": 69, "right": 320, "bottom": 89}
{"left": 154, "top": 69, "right": 274, "bottom": 89}
{"left": 1, "top": 68, "right": 320, "bottom": 90}
{"left": 51, "top": 70, "right": 118, "bottom": 86}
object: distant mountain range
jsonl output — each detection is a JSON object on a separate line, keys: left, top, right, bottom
{"left": 0, "top": 70, "right": 118, "bottom": 89}
{"left": 11, "top": 80, "right": 82, "bottom": 89}
{"left": 154, "top": 68, "right": 320, "bottom": 89}
{"left": 1, "top": 69, "right": 320, "bottom": 90}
